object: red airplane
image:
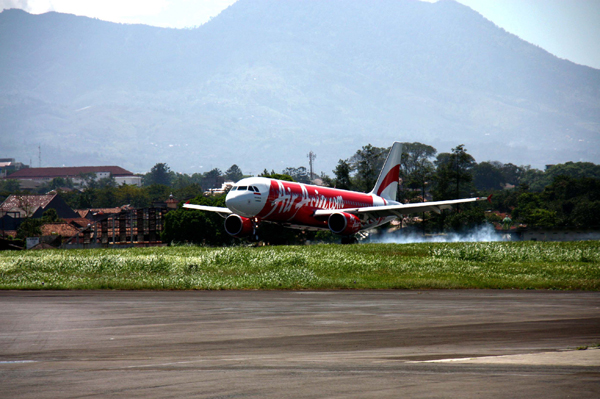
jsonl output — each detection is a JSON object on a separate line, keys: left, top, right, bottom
{"left": 184, "top": 142, "right": 488, "bottom": 242}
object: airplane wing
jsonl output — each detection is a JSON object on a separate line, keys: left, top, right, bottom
{"left": 183, "top": 203, "right": 232, "bottom": 218}
{"left": 313, "top": 196, "right": 490, "bottom": 219}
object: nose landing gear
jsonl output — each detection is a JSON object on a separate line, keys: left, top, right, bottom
{"left": 251, "top": 218, "right": 260, "bottom": 242}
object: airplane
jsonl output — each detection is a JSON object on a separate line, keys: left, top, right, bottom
{"left": 184, "top": 142, "right": 490, "bottom": 243}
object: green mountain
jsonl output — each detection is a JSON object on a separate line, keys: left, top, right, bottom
{"left": 1, "top": 0, "right": 599, "bottom": 175}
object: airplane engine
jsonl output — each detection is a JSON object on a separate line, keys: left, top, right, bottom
{"left": 328, "top": 212, "right": 362, "bottom": 235}
{"left": 224, "top": 214, "right": 253, "bottom": 238}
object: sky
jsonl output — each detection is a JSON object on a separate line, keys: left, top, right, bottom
{"left": 1, "top": 0, "right": 599, "bottom": 69}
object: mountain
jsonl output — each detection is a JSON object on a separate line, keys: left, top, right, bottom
{"left": 1, "top": 0, "right": 599, "bottom": 175}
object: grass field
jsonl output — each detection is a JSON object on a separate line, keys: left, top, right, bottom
{"left": 0, "top": 241, "right": 599, "bottom": 290}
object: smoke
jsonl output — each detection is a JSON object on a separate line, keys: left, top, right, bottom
{"left": 366, "top": 223, "right": 509, "bottom": 244}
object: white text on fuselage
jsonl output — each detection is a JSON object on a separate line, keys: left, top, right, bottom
{"left": 265, "top": 182, "right": 345, "bottom": 219}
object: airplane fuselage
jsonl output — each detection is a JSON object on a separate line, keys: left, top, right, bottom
{"left": 226, "top": 177, "right": 396, "bottom": 231}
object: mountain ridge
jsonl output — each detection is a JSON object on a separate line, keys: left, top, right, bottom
{"left": 1, "top": 1, "right": 598, "bottom": 174}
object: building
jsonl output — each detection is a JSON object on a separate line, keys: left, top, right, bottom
{"left": 204, "top": 181, "right": 234, "bottom": 196}
{"left": 5, "top": 166, "right": 142, "bottom": 187}
{"left": 0, "top": 158, "right": 27, "bottom": 178}
{"left": 0, "top": 193, "right": 77, "bottom": 219}
{"left": 76, "top": 206, "right": 130, "bottom": 222}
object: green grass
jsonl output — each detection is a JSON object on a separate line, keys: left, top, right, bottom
{"left": 0, "top": 241, "right": 599, "bottom": 290}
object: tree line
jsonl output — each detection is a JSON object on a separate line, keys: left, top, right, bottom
{"left": 326, "top": 142, "right": 600, "bottom": 232}
{"left": 2, "top": 142, "right": 600, "bottom": 245}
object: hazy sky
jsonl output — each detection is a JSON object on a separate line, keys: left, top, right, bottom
{"left": 2, "top": 0, "right": 599, "bottom": 69}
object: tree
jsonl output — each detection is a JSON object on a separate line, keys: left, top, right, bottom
{"left": 472, "top": 161, "right": 504, "bottom": 191}
{"left": 400, "top": 142, "right": 437, "bottom": 177}
{"left": 499, "top": 163, "right": 523, "bottom": 186}
{"left": 49, "top": 177, "right": 73, "bottom": 190}
{"left": 571, "top": 200, "right": 600, "bottom": 228}
{"left": 333, "top": 159, "right": 353, "bottom": 190}
{"left": 171, "top": 173, "right": 192, "bottom": 190}
{"left": 519, "top": 166, "right": 547, "bottom": 192}
{"left": 350, "top": 144, "right": 388, "bottom": 193}
{"left": 16, "top": 218, "right": 42, "bottom": 240}
{"left": 282, "top": 166, "right": 310, "bottom": 183}
{"left": 202, "top": 168, "right": 224, "bottom": 189}
{"left": 94, "top": 187, "right": 118, "bottom": 208}
{"left": 319, "top": 172, "right": 334, "bottom": 187}
{"left": 399, "top": 143, "right": 437, "bottom": 202}
{"left": 442, "top": 204, "right": 486, "bottom": 232}
{"left": 0, "top": 179, "right": 21, "bottom": 193}
{"left": 259, "top": 170, "right": 295, "bottom": 182}
{"left": 145, "top": 184, "right": 172, "bottom": 203}
{"left": 96, "top": 176, "right": 116, "bottom": 189}
{"left": 523, "top": 209, "right": 558, "bottom": 229}
{"left": 162, "top": 195, "right": 235, "bottom": 246}
{"left": 78, "top": 172, "right": 98, "bottom": 188}
{"left": 41, "top": 208, "right": 62, "bottom": 223}
{"left": 432, "top": 144, "right": 475, "bottom": 200}
{"left": 225, "top": 164, "right": 244, "bottom": 182}
{"left": 403, "top": 161, "right": 434, "bottom": 203}
{"left": 512, "top": 192, "right": 542, "bottom": 221}
{"left": 144, "top": 163, "right": 173, "bottom": 187}
{"left": 174, "top": 183, "right": 204, "bottom": 201}
{"left": 115, "top": 185, "right": 151, "bottom": 208}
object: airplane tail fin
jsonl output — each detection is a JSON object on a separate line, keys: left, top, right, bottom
{"left": 370, "top": 142, "right": 403, "bottom": 202}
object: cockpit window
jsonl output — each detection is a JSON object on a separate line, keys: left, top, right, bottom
{"left": 238, "top": 186, "right": 247, "bottom": 191}
{"left": 232, "top": 186, "right": 237, "bottom": 191}
{"left": 248, "top": 186, "right": 255, "bottom": 192}
{"left": 252, "top": 186, "right": 259, "bottom": 193}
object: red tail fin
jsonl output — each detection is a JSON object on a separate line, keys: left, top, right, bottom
{"left": 370, "top": 142, "right": 403, "bottom": 201}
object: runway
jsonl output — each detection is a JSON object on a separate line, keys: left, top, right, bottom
{"left": 1, "top": 290, "right": 599, "bottom": 398}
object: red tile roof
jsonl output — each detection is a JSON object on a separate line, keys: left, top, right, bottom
{"left": 41, "top": 223, "right": 80, "bottom": 237}
{"left": 7, "top": 166, "right": 134, "bottom": 179}
{"left": 0, "top": 194, "right": 56, "bottom": 213}
{"left": 65, "top": 218, "right": 92, "bottom": 228}
{"left": 88, "top": 208, "right": 123, "bottom": 215}
{"left": 75, "top": 209, "right": 90, "bottom": 218}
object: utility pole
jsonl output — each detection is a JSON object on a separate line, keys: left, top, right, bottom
{"left": 38, "top": 145, "right": 41, "bottom": 168}
{"left": 307, "top": 151, "right": 316, "bottom": 180}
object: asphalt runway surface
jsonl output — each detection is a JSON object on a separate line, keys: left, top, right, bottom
{"left": 1, "top": 290, "right": 599, "bottom": 398}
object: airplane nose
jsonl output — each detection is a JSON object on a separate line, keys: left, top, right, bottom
{"left": 226, "top": 192, "right": 249, "bottom": 215}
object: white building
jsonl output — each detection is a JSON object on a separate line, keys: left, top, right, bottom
{"left": 5, "top": 166, "right": 142, "bottom": 187}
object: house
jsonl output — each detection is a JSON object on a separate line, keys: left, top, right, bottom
{"left": 77, "top": 206, "right": 130, "bottom": 222}
{"left": 41, "top": 222, "right": 81, "bottom": 240}
{"left": 0, "top": 193, "right": 77, "bottom": 219}
{"left": 204, "top": 181, "right": 234, "bottom": 196}
{"left": 0, "top": 158, "right": 27, "bottom": 178}
{"left": 5, "top": 166, "right": 142, "bottom": 187}
{"left": 152, "top": 194, "right": 180, "bottom": 209}
{"left": 0, "top": 213, "right": 20, "bottom": 238}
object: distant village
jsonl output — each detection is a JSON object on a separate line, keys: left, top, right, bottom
{"left": 2, "top": 141, "right": 600, "bottom": 250}
{"left": 0, "top": 156, "right": 307, "bottom": 249}
{"left": 0, "top": 159, "right": 180, "bottom": 249}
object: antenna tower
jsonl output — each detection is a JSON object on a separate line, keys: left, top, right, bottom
{"left": 307, "top": 151, "right": 316, "bottom": 180}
